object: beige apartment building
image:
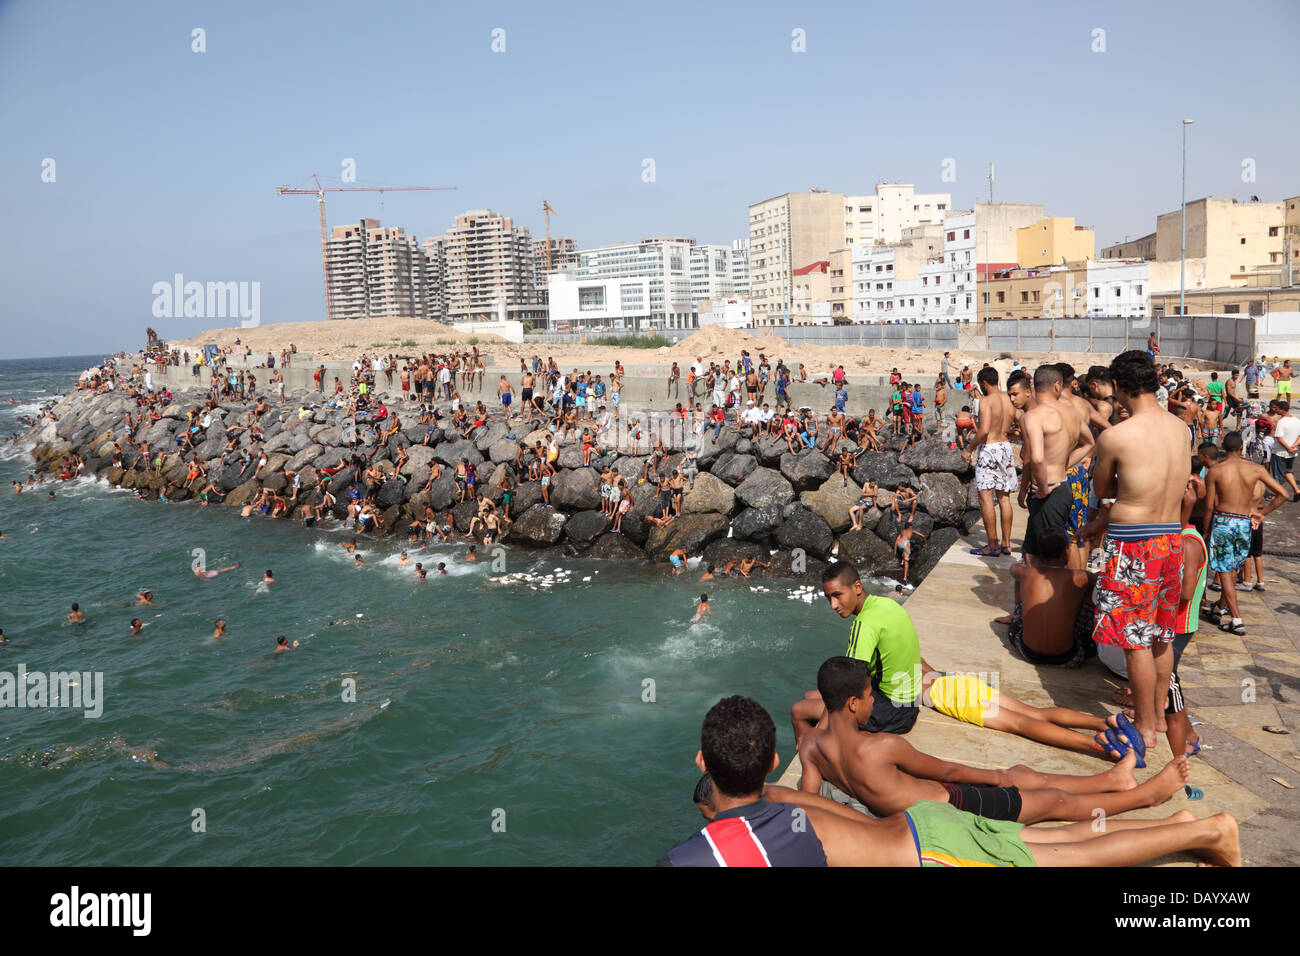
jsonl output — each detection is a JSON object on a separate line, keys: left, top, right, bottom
{"left": 749, "top": 190, "right": 845, "bottom": 327}
{"left": 828, "top": 248, "right": 854, "bottom": 323}
{"left": 1150, "top": 285, "right": 1300, "bottom": 317}
{"left": 1017, "top": 217, "right": 1095, "bottom": 268}
{"left": 324, "top": 219, "right": 426, "bottom": 321}
{"left": 422, "top": 237, "right": 446, "bottom": 320}
{"left": 845, "top": 183, "right": 951, "bottom": 247}
{"left": 1101, "top": 233, "right": 1157, "bottom": 260}
{"left": 1155, "top": 197, "right": 1285, "bottom": 291}
{"left": 440, "top": 209, "right": 545, "bottom": 324}
{"left": 1286, "top": 195, "right": 1300, "bottom": 277}
{"left": 979, "top": 266, "right": 1058, "bottom": 320}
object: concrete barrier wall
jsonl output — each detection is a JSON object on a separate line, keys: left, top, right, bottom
{"left": 987, "top": 314, "right": 1254, "bottom": 365}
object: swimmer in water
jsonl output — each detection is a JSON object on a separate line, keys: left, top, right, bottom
{"left": 466, "top": 546, "right": 477, "bottom": 562}
{"left": 692, "top": 594, "right": 712, "bottom": 623}
{"left": 415, "top": 562, "right": 427, "bottom": 580}
{"left": 437, "top": 562, "right": 448, "bottom": 575}
{"left": 213, "top": 619, "right": 227, "bottom": 638}
{"left": 353, "top": 554, "right": 364, "bottom": 569}
{"left": 0, "top": 627, "right": 6, "bottom": 643}
{"left": 130, "top": 618, "right": 144, "bottom": 636}
{"left": 262, "top": 570, "right": 276, "bottom": 584}
{"left": 274, "top": 634, "right": 300, "bottom": 654}
{"left": 135, "top": 590, "right": 154, "bottom": 606}
{"left": 699, "top": 564, "right": 715, "bottom": 582}
{"left": 195, "top": 562, "right": 240, "bottom": 580}
{"left": 399, "top": 552, "right": 410, "bottom": 566}
{"left": 341, "top": 539, "right": 358, "bottom": 555}
{"left": 67, "top": 603, "right": 86, "bottom": 624}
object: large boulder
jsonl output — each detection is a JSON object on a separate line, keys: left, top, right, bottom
{"left": 588, "top": 533, "right": 647, "bottom": 561}
{"left": 852, "top": 452, "right": 918, "bottom": 490}
{"left": 682, "top": 473, "right": 735, "bottom": 516}
{"left": 286, "top": 444, "right": 324, "bottom": 472}
{"left": 489, "top": 439, "right": 520, "bottom": 464}
{"left": 731, "top": 504, "right": 784, "bottom": 541}
{"left": 836, "top": 529, "right": 904, "bottom": 579}
{"left": 613, "top": 456, "right": 647, "bottom": 482}
{"left": 425, "top": 472, "right": 458, "bottom": 511}
{"left": 767, "top": 549, "right": 828, "bottom": 581}
{"left": 551, "top": 467, "right": 602, "bottom": 511}
{"left": 908, "top": 527, "right": 960, "bottom": 583}
{"left": 644, "top": 513, "right": 729, "bottom": 561}
{"left": 225, "top": 478, "right": 262, "bottom": 508}
{"left": 773, "top": 506, "right": 834, "bottom": 559}
{"left": 711, "top": 452, "right": 757, "bottom": 486}
{"left": 508, "top": 504, "right": 567, "bottom": 546}
{"left": 694, "top": 428, "right": 738, "bottom": 467}
{"left": 509, "top": 480, "right": 544, "bottom": 515}
{"left": 472, "top": 421, "right": 510, "bottom": 453}
{"left": 779, "top": 451, "right": 833, "bottom": 493}
{"left": 735, "top": 469, "right": 794, "bottom": 510}
{"left": 875, "top": 508, "right": 936, "bottom": 545}
{"left": 961, "top": 508, "right": 984, "bottom": 536}
{"left": 375, "top": 478, "right": 407, "bottom": 509}
{"left": 701, "top": 538, "right": 765, "bottom": 569}
{"left": 752, "top": 435, "right": 788, "bottom": 466}
{"left": 563, "top": 509, "right": 610, "bottom": 546}
{"left": 432, "top": 439, "right": 483, "bottom": 467}
{"left": 900, "top": 439, "right": 973, "bottom": 479}
{"left": 800, "top": 476, "right": 862, "bottom": 533}
{"left": 918, "top": 473, "right": 967, "bottom": 527}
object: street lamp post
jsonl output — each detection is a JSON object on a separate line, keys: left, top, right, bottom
{"left": 1180, "top": 118, "right": 1194, "bottom": 318}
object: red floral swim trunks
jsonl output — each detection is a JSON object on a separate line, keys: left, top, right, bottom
{"left": 1091, "top": 524, "right": 1183, "bottom": 650}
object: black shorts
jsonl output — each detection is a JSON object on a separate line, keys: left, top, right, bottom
{"left": 941, "top": 782, "right": 1023, "bottom": 822}
{"left": 1249, "top": 523, "right": 1263, "bottom": 558}
{"left": 1167, "top": 632, "right": 1193, "bottom": 715}
{"left": 1023, "top": 482, "right": 1072, "bottom": 557}
{"left": 864, "top": 684, "right": 919, "bottom": 735}
{"left": 521, "top": 388, "right": 533, "bottom": 403}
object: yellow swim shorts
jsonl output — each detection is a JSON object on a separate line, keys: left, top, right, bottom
{"left": 928, "top": 675, "right": 998, "bottom": 727}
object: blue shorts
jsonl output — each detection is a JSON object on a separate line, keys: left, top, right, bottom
{"left": 1209, "top": 512, "right": 1252, "bottom": 574}
{"left": 670, "top": 555, "right": 683, "bottom": 568}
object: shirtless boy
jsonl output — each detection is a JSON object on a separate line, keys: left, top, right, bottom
{"left": 1203, "top": 430, "right": 1288, "bottom": 635}
{"left": 1018, "top": 365, "right": 1094, "bottom": 566}
{"left": 1088, "top": 351, "right": 1192, "bottom": 758}
{"left": 893, "top": 520, "right": 926, "bottom": 581}
{"left": 799, "top": 657, "right": 1190, "bottom": 824}
{"left": 1008, "top": 527, "right": 1096, "bottom": 666}
{"left": 849, "top": 481, "right": 878, "bottom": 531}
{"left": 660, "top": 695, "right": 1240, "bottom": 867}
{"left": 963, "top": 367, "right": 1016, "bottom": 556}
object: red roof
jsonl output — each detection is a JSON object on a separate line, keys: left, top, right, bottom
{"left": 976, "top": 262, "right": 1018, "bottom": 275}
{"left": 793, "top": 260, "right": 830, "bottom": 276}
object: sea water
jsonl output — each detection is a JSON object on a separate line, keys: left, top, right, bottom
{"left": 0, "top": 356, "right": 897, "bottom": 865}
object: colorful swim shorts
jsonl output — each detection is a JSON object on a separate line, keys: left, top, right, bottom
{"left": 975, "top": 441, "right": 1018, "bottom": 493}
{"left": 1091, "top": 523, "right": 1183, "bottom": 650}
{"left": 905, "top": 800, "right": 1036, "bottom": 868}
{"left": 927, "top": 675, "right": 998, "bottom": 728}
{"left": 1065, "top": 461, "right": 1091, "bottom": 541}
{"left": 1208, "top": 512, "right": 1253, "bottom": 574}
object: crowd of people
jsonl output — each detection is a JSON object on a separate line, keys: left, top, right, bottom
{"left": 659, "top": 344, "right": 1298, "bottom": 866}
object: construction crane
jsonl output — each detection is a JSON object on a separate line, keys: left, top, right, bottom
{"left": 275, "top": 174, "right": 455, "bottom": 320}
{"left": 541, "top": 200, "right": 557, "bottom": 273}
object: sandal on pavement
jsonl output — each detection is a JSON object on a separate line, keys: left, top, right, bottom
{"left": 1219, "top": 619, "right": 1246, "bottom": 635}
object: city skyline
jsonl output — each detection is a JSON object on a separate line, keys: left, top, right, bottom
{"left": 3, "top": 0, "right": 1299, "bottom": 357}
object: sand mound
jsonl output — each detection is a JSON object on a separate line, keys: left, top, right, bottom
{"left": 667, "top": 326, "right": 791, "bottom": 360}
{"left": 169, "top": 316, "right": 509, "bottom": 358}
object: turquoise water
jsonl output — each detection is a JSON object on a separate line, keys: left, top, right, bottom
{"left": 0, "top": 356, "right": 892, "bottom": 865}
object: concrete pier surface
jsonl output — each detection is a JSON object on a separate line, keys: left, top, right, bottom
{"left": 777, "top": 507, "right": 1300, "bottom": 866}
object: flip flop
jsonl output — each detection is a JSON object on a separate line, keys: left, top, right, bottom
{"left": 1185, "top": 738, "right": 1202, "bottom": 756}
{"left": 999, "top": 546, "right": 1012, "bottom": 556}
{"left": 1095, "top": 728, "right": 1130, "bottom": 762}
{"left": 1184, "top": 785, "right": 1204, "bottom": 801}
{"left": 969, "top": 545, "right": 999, "bottom": 556}
{"left": 1114, "top": 713, "right": 1148, "bottom": 768}
{"left": 1263, "top": 726, "right": 1290, "bottom": 735}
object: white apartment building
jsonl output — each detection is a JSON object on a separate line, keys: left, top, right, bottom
{"left": 730, "top": 238, "right": 750, "bottom": 296}
{"left": 547, "top": 237, "right": 698, "bottom": 331}
{"left": 1085, "top": 259, "right": 1150, "bottom": 317}
{"left": 845, "top": 183, "right": 951, "bottom": 247}
{"left": 690, "top": 243, "right": 743, "bottom": 301}
{"left": 699, "top": 298, "right": 752, "bottom": 330}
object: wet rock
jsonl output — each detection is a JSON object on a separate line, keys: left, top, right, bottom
{"left": 701, "top": 538, "right": 765, "bottom": 569}
{"left": 735, "top": 469, "right": 794, "bottom": 510}
{"left": 588, "top": 533, "right": 647, "bottom": 561}
{"left": 800, "top": 476, "right": 862, "bottom": 533}
{"left": 563, "top": 509, "right": 610, "bottom": 546}
{"left": 900, "top": 439, "right": 973, "bottom": 479}
{"left": 908, "top": 527, "right": 960, "bottom": 583}
{"left": 918, "top": 473, "right": 967, "bottom": 527}
{"left": 773, "top": 506, "right": 834, "bottom": 558}
{"left": 551, "top": 467, "right": 601, "bottom": 511}
{"left": 836, "top": 529, "right": 904, "bottom": 579}
{"left": 731, "top": 504, "right": 783, "bottom": 541}
{"left": 644, "top": 512, "right": 728, "bottom": 560}
{"left": 508, "top": 504, "right": 567, "bottom": 546}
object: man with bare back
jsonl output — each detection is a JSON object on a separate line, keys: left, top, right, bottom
{"left": 962, "top": 367, "right": 1016, "bottom": 556}
{"left": 1020, "top": 365, "right": 1094, "bottom": 566}
{"left": 1203, "top": 430, "right": 1288, "bottom": 635}
{"left": 1088, "top": 351, "right": 1191, "bottom": 760}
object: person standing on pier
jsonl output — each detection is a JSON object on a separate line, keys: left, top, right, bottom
{"left": 962, "top": 367, "right": 1016, "bottom": 557}
{"left": 1087, "top": 351, "right": 1191, "bottom": 761}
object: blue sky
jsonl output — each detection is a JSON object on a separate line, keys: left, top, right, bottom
{"left": 2, "top": 0, "right": 1297, "bottom": 358}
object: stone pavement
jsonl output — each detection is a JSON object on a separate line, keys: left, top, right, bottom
{"left": 779, "top": 506, "right": 1300, "bottom": 866}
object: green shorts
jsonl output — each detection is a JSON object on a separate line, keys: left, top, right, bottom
{"left": 502, "top": 492, "right": 512, "bottom": 504}
{"left": 905, "top": 800, "right": 1036, "bottom": 868}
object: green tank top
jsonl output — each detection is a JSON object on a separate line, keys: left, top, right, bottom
{"left": 1174, "top": 526, "right": 1207, "bottom": 634}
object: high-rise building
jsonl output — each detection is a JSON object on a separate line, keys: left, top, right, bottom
{"left": 440, "top": 209, "right": 546, "bottom": 324}
{"left": 845, "top": 183, "right": 951, "bottom": 247}
{"left": 533, "top": 237, "right": 579, "bottom": 281}
{"left": 324, "top": 219, "right": 426, "bottom": 320}
{"left": 730, "top": 238, "right": 751, "bottom": 296}
{"left": 749, "top": 190, "right": 845, "bottom": 327}
{"left": 422, "top": 237, "right": 446, "bottom": 321}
